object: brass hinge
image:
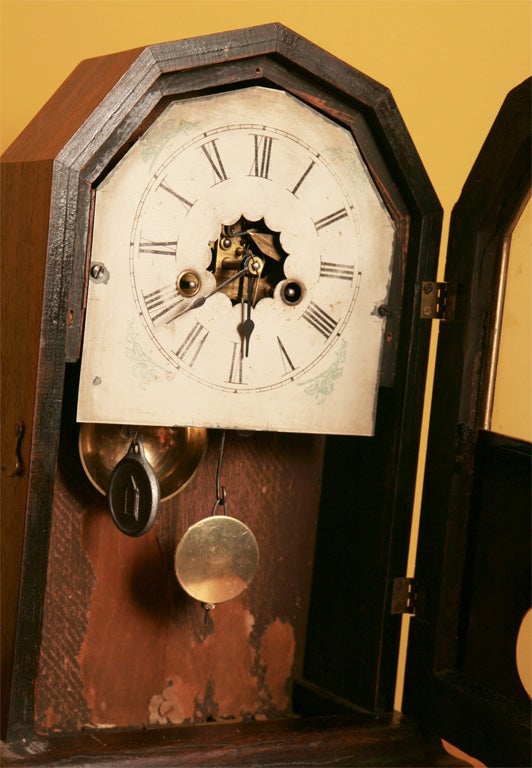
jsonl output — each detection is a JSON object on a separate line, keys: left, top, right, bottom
{"left": 391, "top": 577, "right": 417, "bottom": 615}
{"left": 420, "top": 281, "right": 457, "bottom": 321}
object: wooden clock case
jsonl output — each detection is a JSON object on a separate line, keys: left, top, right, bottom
{"left": 1, "top": 23, "right": 529, "bottom": 767}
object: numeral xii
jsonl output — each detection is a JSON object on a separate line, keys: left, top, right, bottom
{"left": 250, "top": 134, "right": 274, "bottom": 179}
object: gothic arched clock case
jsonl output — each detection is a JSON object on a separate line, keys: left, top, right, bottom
{"left": 2, "top": 23, "right": 528, "bottom": 767}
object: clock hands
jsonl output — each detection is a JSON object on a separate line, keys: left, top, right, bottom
{"left": 166, "top": 252, "right": 265, "bottom": 363}
{"left": 166, "top": 264, "right": 251, "bottom": 323}
{"left": 164, "top": 218, "right": 272, "bottom": 357}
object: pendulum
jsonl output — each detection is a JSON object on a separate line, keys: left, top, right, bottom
{"left": 174, "top": 431, "right": 259, "bottom": 622}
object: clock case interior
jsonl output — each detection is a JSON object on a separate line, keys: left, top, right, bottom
{"left": 1, "top": 24, "right": 529, "bottom": 767}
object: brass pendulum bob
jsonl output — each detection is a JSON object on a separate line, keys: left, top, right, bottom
{"left": 174, "top": 431, "right": 259, "bottom": 623}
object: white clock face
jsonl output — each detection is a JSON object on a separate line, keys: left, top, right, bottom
{"left": 78, "top": 87, "right": 395, "bottom": 435}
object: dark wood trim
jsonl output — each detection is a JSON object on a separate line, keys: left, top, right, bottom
{"left": 1, "top": 714, "right": 467, "bottom": 767}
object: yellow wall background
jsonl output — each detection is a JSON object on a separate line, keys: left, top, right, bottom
{"left": 1, "top": 0, "right": 530, "bottom": 216}
{"left": 1, "top": 0, "right": 530, "bottom": 732}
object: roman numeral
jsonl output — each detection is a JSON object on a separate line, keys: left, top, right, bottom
{"left": 175, "top": 321, "right": 209, "bottom": 367}
{"left": 289, "top": 160, "right": 316, "bottom": 197}
{"left": 277, "top": 336, "right": 295, "bottom": 374}
{"left": 313, "top": 207, "right": 348, "bottom": 232}
{"left": 250, "top": 134, "right": 274, "bottom": 179}
{"left": 159, "top": 181, "right": 195, "bottom": 211}
{"left": 138, "top": 238, "right": 177, "bottom": 257}
{"left": 302, "top": 301, "right": 338, "bottom": 339}
{"left": 201, "top": 139, "right": 228, "bottom": 184}
{"left": 143, "top": 284, "right": 184, "bottom": 322}
{"left": 227, "top": 342, "right": 244, "bottom": 385}
{"left": 319, "top": 261, "right": 355, "bottom": 281}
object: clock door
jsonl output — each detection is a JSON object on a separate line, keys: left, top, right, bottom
{"left": 403, "top": 78, "right": 531, "bottom": 768}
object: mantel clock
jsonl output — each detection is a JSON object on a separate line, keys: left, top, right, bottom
{"left": 1, "top": 24, "right": 529, "bottom": 767}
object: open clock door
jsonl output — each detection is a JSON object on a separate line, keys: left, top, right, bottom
{"left": 403, "top": 77, "right": 531, "bottom": 768}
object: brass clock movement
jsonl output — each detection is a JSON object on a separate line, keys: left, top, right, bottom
{"left": 2, "top": 23, "right": 529, "bottom": 767}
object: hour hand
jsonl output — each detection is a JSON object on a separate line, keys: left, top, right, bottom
{"left": 240, "top": 256, "right": 263, "bottom": 357}
{"left": 241, "top": 274, "right": 255, "bottom": 357}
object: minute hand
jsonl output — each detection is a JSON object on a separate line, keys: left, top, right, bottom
{"left": 167, "top": 265, "right": 250, "bottom": 323}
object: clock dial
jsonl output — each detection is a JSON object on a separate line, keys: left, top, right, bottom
{"left": 78, "top": 87, "right": 395, "bottom": 435}
{"left": 131, "top": 126, "right": 360, "bottom": 391}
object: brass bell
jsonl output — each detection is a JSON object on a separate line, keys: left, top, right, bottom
{"left": 78, "top": 423, "right": 207, "bottom": 501}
